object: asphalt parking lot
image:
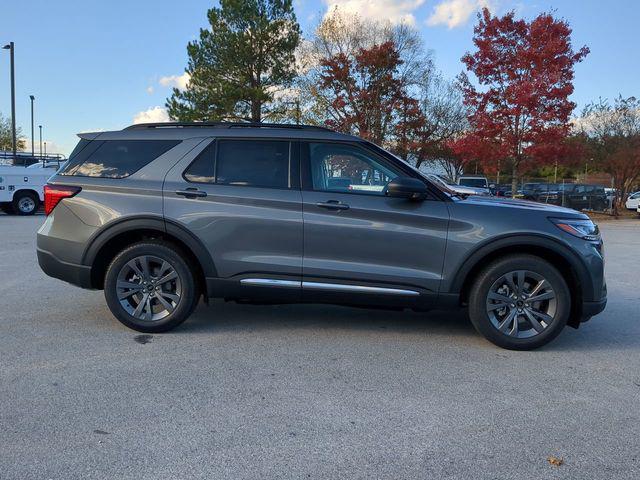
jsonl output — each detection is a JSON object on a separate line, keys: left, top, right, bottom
{"left": 1, "top": 215, "right": 638, "bottom": 479}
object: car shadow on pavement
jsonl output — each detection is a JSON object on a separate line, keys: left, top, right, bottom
{"left": 175, "top": 300, "right": 477, "bottom": 338}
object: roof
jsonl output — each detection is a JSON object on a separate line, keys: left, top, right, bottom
{"left": 79, "top": 122, "right": 359, "bottom": 142}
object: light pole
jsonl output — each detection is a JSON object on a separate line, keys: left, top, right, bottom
{"left": 44, "top": 141, "right": 47, "bottom": 157}
{"left": 39, "top": 125, "right": 42, "bottom": 158}
{"left": 2, "top": 42, "right": 17, "bottom": 163}
{"left": 29, "top": 95, "right": 35, "bottom": 158}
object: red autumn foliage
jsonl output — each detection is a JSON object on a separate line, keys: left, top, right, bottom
{"left": 319, "top": 41, "right": 411, "bottom": 145}
{"left": 454, "top": 8, "right": 589, "bottom": 192}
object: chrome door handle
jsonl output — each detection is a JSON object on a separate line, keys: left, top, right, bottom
{"left": 176, "top": 188, "right": 207, "bottom": 198}
{"left": 316, "top": 200, "right": 349, "bottom": 211}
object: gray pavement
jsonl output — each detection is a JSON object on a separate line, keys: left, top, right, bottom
{"left": 0, "top": 215, "right": 639, "bottom": 479}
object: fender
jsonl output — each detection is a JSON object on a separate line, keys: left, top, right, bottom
{"left": 81, "top": 215, "right": 217, "bottom": 278}
{"left": 447, "top": 233, "right": 594, "bottom": 299}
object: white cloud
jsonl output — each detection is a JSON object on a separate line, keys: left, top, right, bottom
{"left": 146, "top": 86, "right": 154, "bottom": 94}
{"left": 159, "top": 72, "right": 190, "bottom": 91}
{"left": 426, "top": 0, "right": 490, "bottom": 29}
{"left": 323, "top": 0, "right": 426, "bottom": 26}
{"left": 133, "top": 106, "right": 170, "bottom": 124}
{"left": 23, "top": 139, "right": 66, "bottom": 156}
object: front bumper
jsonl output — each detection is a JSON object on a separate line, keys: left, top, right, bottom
{"left": 582, "top": 298, "right": 607, "bottom": 319}
{"left": 37, "top": 248, "right": 93, "bottom": 289}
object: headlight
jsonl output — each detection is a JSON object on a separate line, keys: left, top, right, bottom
{"left": 550, "top": 218, "right": 600, "bottom": 241}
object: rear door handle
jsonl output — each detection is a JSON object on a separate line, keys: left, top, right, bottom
{"left": 176, "top": 188, "right": 207, "bottom": 198}
{"left": 316, "top": 200, "right": 350, "bottom": 211}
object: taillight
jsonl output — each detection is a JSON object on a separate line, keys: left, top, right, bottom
{"left": 44, "top": 184, "right": 81, "bottom": 215}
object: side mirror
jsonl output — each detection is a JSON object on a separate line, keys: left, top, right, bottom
{"left": 385, "top": 177, "right": 429, "bottom": 201}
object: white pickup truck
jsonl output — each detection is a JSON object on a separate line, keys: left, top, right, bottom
{"left": 0, "top": 164, "right": 59, "bottom": 215}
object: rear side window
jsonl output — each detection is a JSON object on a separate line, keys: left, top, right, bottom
{"left": 60, "top": 140, "right": 179, "bottom": 178}
{"left": 216, "top": 140, "right": 290, "bottom": 188}
{"left": 184, "top": 142, "right": 215, "bottom": 183}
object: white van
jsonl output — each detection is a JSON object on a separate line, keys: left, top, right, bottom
{"left": 0, "top": 165, "right": 55, "bottom": 215}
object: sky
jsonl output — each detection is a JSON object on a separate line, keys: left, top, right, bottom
{"left": 1, "top": 0, "right": 638, "bottom": 156}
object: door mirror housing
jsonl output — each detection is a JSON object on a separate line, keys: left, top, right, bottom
{"left": 385, "top": 177, "right": 429, "bottom": 201}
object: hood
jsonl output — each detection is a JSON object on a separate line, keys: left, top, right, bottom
{"left": 457, "top": 194, "right": 587, "bottom": 217}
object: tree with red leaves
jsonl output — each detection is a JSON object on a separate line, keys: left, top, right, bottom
{"left": 454, "top": 8, "right": 589, "bottom": 195}
{"left": 318, "top": 41, "right": 409, "bottom": 145}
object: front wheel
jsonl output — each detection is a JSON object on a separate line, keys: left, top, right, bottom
{"left": 104, "top": 242, "right": 199, "bottom": 333}
{"left": 468, "top": 255, "right": 571, "bottom": 350}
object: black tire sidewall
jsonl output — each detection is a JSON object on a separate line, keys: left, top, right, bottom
{"left": 13, "top": 192, "right": 38, "bottom": 215}
{"left": 468, "top": 255, "right": 571, "bottom": 350}
{"left": 104, "top": 242, "right": 198, "bottom": 333}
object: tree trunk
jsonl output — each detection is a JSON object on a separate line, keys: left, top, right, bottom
{"left": 511, "top": 162, "right": 518, "bottom": 199}
{"left": 251, "top": 100, "right": 261, "bottom": 123}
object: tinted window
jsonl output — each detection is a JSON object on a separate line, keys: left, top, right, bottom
{"left": 60, "top": 140, "right": 179, "bottom": 178}
{"left": 307, "top": 142, "right": 400, "bottom": 195}
{"left": 216, "top": 140, "right": 290, "bottom": 188}
{"left": 184, "top": 142, "right": 215, "bottom": 183}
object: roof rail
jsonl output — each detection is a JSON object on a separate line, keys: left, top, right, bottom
{"left": 124, "top": 122, "right": 334, "bottom": 132}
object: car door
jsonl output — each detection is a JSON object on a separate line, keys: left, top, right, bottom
{"left": 299, "top": 140, "right": 449, "bottom": 307}
{"left": 163, "top": 137, "right": 303, "bottom": 297}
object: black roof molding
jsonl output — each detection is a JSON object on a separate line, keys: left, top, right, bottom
{"left": 124, "top": 122, "right": 334, "bottom": 132}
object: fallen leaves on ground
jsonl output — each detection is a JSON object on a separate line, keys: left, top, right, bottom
{"left": 547, "top": 456, "right": 564, "bottom": 467}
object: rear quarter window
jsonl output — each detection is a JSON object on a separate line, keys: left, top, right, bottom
{"left": 60, "top": 140, "right": 180, "bottom": 178}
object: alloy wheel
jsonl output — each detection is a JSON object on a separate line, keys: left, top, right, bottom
{"left": 485, "top": 270, "right": 557, "bottom": 339}
{"left": 116, "top": 255, "right": 182, "bottom": 321}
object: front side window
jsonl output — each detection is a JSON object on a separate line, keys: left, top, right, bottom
{"left": 306, "top": 143, "right": 400, "bottom": 195}
{"left": 60, "top": 140, "right": 179, "bottom": 178}
{"left": 216, "top": 140, "right": 290, "bottom": 189}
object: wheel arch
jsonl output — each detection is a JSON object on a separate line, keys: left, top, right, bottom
{"left": 449, "top": 235, "right": 592, "bottom": 328}
{"left": 82, "top": 216, "right": 216, "bottom": 294}
{"left": 12, "top": 188, "right": 40, "bottom": 202}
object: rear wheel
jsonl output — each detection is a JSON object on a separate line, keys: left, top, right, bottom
{"left": 104, "top": 242, "right": 199, "bottom": 333}
{"left": 468, "top": 255, "right": 570, "bottom": 350}
{"left": 12, "top": 191, "right": 38, "bottom": 215}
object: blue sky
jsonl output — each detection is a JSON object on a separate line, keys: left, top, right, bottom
{"left": 1, "top": 0, "right": 638, "bottom": 155}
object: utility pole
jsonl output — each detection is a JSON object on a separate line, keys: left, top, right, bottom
{"left": 3, "top": 42, "right": 17, "bottom": 164}
{"left": 30, "top": 95, "right": 35, "bottom": 160}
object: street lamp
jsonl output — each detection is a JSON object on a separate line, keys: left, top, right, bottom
{"left": 39, "top": 125, "right": 42, "bottom": 158}
{"left": 29, "top": 95, "right": 35, "bottom": 158}
{"left": 2, "top": 42, "right": 17, "bottom": 163}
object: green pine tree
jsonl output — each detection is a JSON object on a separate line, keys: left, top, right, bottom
{"left": 167, "top": 0, "right": 301, "bottom": 123}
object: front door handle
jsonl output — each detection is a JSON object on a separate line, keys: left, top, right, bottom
{"left": 176, "top": 188, "right": 207, "bottom": 199}
{"left": 316, "top": 200, "right": 350, "bottom": 211}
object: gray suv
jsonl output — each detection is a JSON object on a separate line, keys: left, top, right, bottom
{"left": 37, "top": 123, "right": 607, "bottom": 350}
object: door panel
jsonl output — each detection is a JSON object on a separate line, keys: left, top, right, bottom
{"left": 300, "top": 141, "right": 449, "bottom": 300}
{"left": 163, "top": 139, "right": 303, "bottom": 281}
{"left": 302, "top": 192, "right": 449, "bottom": 294}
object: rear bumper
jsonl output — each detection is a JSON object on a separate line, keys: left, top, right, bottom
{"left": 37, "top": 248, "right": 93, "bottom": 289}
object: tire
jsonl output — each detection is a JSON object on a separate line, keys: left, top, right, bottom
{"left": 468, "top": 254, "right": 570, "bottom": 350}
{"left": 12, "top": 191, "right": 38, "bottom": 215}
{"left": 104, "top": 242, "right": 199, "bottom": 333}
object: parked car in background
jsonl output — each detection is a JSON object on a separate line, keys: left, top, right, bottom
{"left": 538, "top": 184, "right": 608, "bottom": 211}
{"left": 37, "top": 122, "right": 606, "bottom": 350}
{"left": 0, "top": 165, "right": 51, "bottom": 215}
{"left": 458, "top": 175, "right": 489, "bottom": 189}
{"left": 625, "top": 191, "right": 640, "bottom": 210}
{"left": 426, "top": 174, "right": 491, "bottom": 196}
